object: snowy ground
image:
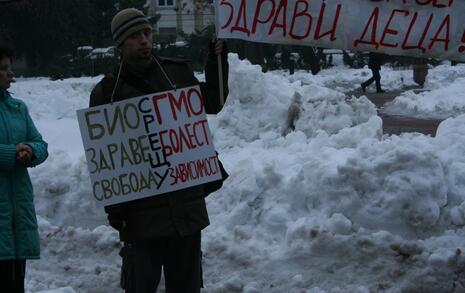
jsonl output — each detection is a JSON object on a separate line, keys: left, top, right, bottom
{"left": 382, "top": 64, "right": 465, "bottom": 119}
{"left": 9, "top": 55, "right": 465, "bottom": 292}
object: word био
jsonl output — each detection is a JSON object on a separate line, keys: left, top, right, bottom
{"left": 85, "top": 87, "right": 205, "bottom": 139}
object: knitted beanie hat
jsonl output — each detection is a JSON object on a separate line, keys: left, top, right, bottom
{"left": 111, "top": 8, "right": 152, "bottom": 47}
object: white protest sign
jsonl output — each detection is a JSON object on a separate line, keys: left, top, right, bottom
{"left": 216, "top": 0, "right": 465, "bottom": 61}
{"left": 77, "top": 85, "right": 222, "bottom": 207}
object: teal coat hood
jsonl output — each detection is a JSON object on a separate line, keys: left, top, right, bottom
{"left": 0, "top": 89, "right": 48, "bottom": 260}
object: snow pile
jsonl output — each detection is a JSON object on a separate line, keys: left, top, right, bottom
{"left": 210, "top": 55, "right": 378, "bottom": 147}
{"left": 282, "top": 65, "right": 417, "bottom": 94}
{"left": 12, "top": 77, "right": 106, "bottom": 229}
{"left": 8, "top": 55, "right": 465, "bottom": 292}
{"left": 28, "top": 217, "right": 120, "bottom": 293}
{"left": 10, "top": 77, "right": 95, "bottom": 121}
{"left": 37, "top": 287, "right": 76, "bottom": 293}
{"left": 205, "top": 57, "right": 465, "bottom": 292}
{"left": 383, "top": 64, "right": 465, "bottom": 119}
{"left": 12, "top": 77, "right": 99, "bottom": 161}
{"left": 30, "top": 151, "right": 105, "bottom": 229}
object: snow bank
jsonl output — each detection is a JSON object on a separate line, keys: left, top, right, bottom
{"left": 12, "top": 78, "right": 107, "bottom": 230}
{"left": 206, "top": 57, "right": 465, "bottom": 292}
{"left": 383, "top": 64, "right": 465, "bottom": 119}
{"left": 9, "top": 55, "right": 465, "bottom": 292}
{"left": 36, "top": 287, "right": 76, "bottom": 293}
{"left": 282, "top": 65, "right": 417, "bottom": 94}
{"left": 27, "top": 217, "right": 120, "bottom": 293}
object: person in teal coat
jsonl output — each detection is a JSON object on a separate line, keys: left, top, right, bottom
{"left": 0, "top": 47, "right": 48, "bottom": 292}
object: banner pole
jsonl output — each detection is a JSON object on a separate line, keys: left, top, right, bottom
{"left": 217, "top": 54, "right": 225, "bottom": 106}
{"left": 215, "top": 0, "right": 225, "bottom": 106}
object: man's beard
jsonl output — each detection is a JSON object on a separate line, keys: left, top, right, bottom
{"left": 137, "top": 50, "right": 153, "bottom": 63}
{"left": 126, "top": 52, "right": 152, "bottom": 67}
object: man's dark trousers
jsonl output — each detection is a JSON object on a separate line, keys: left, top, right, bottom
{"left": 0, "top": 260, "right": 26, "bottom": 293}
{"left": 362, "top": 69, "right": 382, "bottom": 92}
{"left": 121, "top": 232, "right": 202, "bottom": 293}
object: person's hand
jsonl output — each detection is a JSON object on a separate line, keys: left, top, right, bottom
{"left": 211, "top": 37, "right": 225, "bottom": 56}
{"left": 16, "top": 143, "right": 33, "bottom": 166}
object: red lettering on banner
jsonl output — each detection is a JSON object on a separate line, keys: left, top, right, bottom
{"left": 371, "top": 0, "right": 453, "bottom": 8}
{"left": 269, "top": 0, "right": 288, "bottom": 36}
{"left": 401, "top": 12, "right": 432, "bottom": 53}
{"left": 187, "top": 88, "right": 204, "bottom": 116}
{"left": 374, "top": 0, "right": 407, "bottom": 3}
{"left": 168, "top": 91, "right": 190, "bottom": 121}
{"left": 380, "top": 9, "right": 409, "bottom": 48}
{"left": 152, "top": 93, "right": 167, "bottom": 124}
{"left": 152, "top": 88, "right": 204, "bottom": 124}
{"left": 415, "top": 0, "right": 454, "bottom": 8}
{"left": 220, "top": 0, "right": 234, "bottom": 30}
{"left": 159, "top": 120, "right": 210, "bottom": 157}
{"left": 218, "top": 0, "right": 460, "bottom": 58}
{"left": 169, "top": 155, "right": 219, "bottom": 185}
{"left": 428, "top": 14, "right": 450, "bottom": 51}
{"left": 416, "top": 0, "right": 432, "bottom": 6}
{"left": 231, "top": 0, "right": 250, "bottom": 36}
{"left": 459, "top": 30, "right": 465, "bottom": 53}
{"left": 314, "top": 2, "right": 341, "bottom": 41}
{"left": 354, "top": 8, "right": 380, "bottom": 48}
{"left": 252, "top": 0, "right": 276, "bottom": 34}
{"left": 290, "top": 0, "right": 312, "bottom": 40}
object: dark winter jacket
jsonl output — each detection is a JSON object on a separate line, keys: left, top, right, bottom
{"left": 89, "top": 49, "right": 229, "bottom": 242}
{"left": 368, "top": 52, "right": 383, "bottom": 70}
{"left": 0, "top": 89, "right": 48, "bottom": 260}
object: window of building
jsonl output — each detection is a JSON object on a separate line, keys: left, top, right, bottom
{"left": 158, "top": 0, "right": 174, "bottom": 6}
{"left": 158, "top": 27, "right": 177, "bottom": 36}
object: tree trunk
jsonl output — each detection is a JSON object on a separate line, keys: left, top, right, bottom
{"left": 194, "top": 7, "right": 203, "bottom": 32}
{"left": 148, "top": 0, "right": 158, "bottom": 32}
{"left": 176, "top": 0, "right": 183, "bottom": 36}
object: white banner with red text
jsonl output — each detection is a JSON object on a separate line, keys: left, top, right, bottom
{"left": 215, "top": 0, "right": 465, "bottom": 61}
{"left": 77, "top": 86, "right": 222, "bottom": 207}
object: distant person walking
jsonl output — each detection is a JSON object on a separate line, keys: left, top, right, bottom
{"left": 302, "top": 47, "right": 320, "bottom": 75}
{"left": 0, "top": 47, "right": 48, "bottom": 293}
{"left": 361, "top": 52, "right": 385, "bottom": 93}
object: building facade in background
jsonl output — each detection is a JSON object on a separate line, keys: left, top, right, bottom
{"left": 147, "top": 0, "right": 215, "bottom": 37}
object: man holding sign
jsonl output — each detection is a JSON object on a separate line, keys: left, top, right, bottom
{"left": 88, "top": 8, "right": 229, "bottom": 293}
